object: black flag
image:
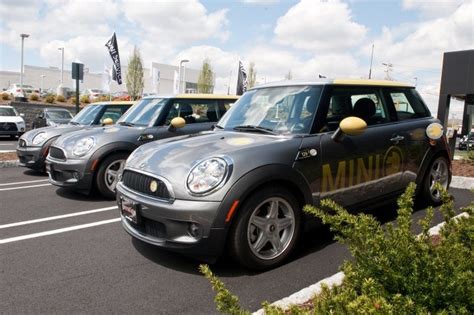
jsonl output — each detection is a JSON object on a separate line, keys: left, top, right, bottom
{"left": 236, "top": 61, "right": 247, "bottom": 95}
{"left": 105, "top": 32, "right": 122, "bottom": 85}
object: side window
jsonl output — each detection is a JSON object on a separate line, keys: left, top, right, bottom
{"left": 389, "top": 89, "right": 430, "bottom": 120}
{"left": 164, "top": 100, "right": 218, "bottom": 125}
{"left": 101, "top": 106, "right": 125, "bottom": 123}
{"left": 323, "top": 88, "right": 389, "bottom": 131}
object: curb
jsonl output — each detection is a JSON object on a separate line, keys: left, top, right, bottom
{"left": 0, "top": 160, "right": 20, "bottom": 168}
{"left": 253, "top": 212, "right": 470, "bottom": 314}
{"left": 450, "top": 176, "right": 474, "bottom": 189}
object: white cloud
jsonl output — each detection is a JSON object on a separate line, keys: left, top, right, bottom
{"left": 241, "top": 0, "right": 279, "bottom": 4}
{"left": 402, "top": 0, "right": 465, "bottom": 17}
{"left": 274, "top": 0, "right": 367, "bottom": 52}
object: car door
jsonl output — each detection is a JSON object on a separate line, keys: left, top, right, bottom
{"left": 382, "top": 87, "right": 433, "bottom": 186}
{"left": 296, "top": 86, "right": 407, "bottom": 207}
{"left": 140, "top": 99, "right": 229, "bottom": 142}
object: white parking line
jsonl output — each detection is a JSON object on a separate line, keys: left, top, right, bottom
{"left": 0, "top": 206, "right": 118, "bottom": 229}
{"left": 0, "top": 218, "right": 121, "bottom": 244}
{"left": 0, "top": 179, "right": 49, "bottom": 187}
{"left": 0, "top": 183, "right": 52, "bottom": 191}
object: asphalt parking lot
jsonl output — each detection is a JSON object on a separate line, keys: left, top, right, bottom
{"left": 0, "top": 137, "right": 17, "bottom": 152}
{"left": 1, "top": 166, "right": 473, "bottom": 313}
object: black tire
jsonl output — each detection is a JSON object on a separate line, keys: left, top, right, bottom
{"left": 228, "top": 186, "right": 302, "bottom": 270}
{"left": 421, "top": 156, "right": 450, "bottom": 205}
{"left": 95, "top": 152, "right": 129, "bottom": 199}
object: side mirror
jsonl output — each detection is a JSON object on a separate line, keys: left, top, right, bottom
{"left": 102, "top": 118, "right": 114, "bottom": 126}
{"left": 331, "top": 116, "right": 367, "bottom": 142}
{"left": 168, "top": 117, "right": 186, "bottom": 131}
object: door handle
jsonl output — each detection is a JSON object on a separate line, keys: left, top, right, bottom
{"left": 390, "top": 135, "right": 404, "bottom": 143}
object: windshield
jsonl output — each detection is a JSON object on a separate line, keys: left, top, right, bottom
{"left": 46, "top": 110, "right": 73, "bottom": 120}
{"left": 0, "top": 107, "right": 17, "bottom": 116}
{"left": 218, "top": 85, "right": 322, "bottom": 135}
{"left": 117, "top": 98, "right": 166, "bottom": 126}
{"left": 70, "top": 104, "right": 102, "bottom": 125}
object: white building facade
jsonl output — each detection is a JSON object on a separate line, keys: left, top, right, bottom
{"left": 0, "top": 62, "right": 199, "bottom": 95}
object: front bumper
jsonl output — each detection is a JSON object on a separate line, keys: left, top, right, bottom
{"left": 45, "top": 156, "right": 93, "bottom": 192}
{"left": 16, "top": 145, "right": 47, "bottom": 170}
{"left": 116, "top": 182, "right": 227, "bottom": 258}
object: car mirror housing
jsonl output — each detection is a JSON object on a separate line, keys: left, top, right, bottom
{"left": 332, "top": 116, "right": 367, "bottom": 142}
{"left": 102, "top": 118, "right": 114, "bottom": 126}
{"left": 168, "top": 117, "right": 186, "bottom": 131}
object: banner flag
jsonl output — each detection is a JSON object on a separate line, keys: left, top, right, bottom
{"left": 105, "top": 32, "right": 122, "bottom": 85}
{"left": 173, "top": 70, "right": 179, "bottom": 94}
{"left": 236, "top": 60, "right": 248, "bottom": 95}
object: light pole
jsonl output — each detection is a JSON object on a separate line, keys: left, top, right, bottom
{"left": 178, "top": 59, "right": 189, "bottom": 94}
{"left": 20, "top": 33, "right": 30, "bottom": 98}
{"left": 40, "top": 74, "right": 46, "bottom": 93}
{"left": 58, "top": 47, "right": 64, "bottom": 85}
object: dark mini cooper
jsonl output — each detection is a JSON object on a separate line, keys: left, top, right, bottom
{"left": 17, "top": 101, "right": 133, "bottom": 171}
{"left": 31, "top": 107, "right": 73, "bottom": 129}
{"left": 116, "top": 79, "right": 451, "bottom": 270}
{"left": 45, "top": 94, "right": 238, "bottom": 199}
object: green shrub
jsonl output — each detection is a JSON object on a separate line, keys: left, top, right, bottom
{"left": 30, "top": 93, "right": 39, "bottom": 101}
{"left": 56, "top": 95, "right": 66, "bottom": 102}
{"left": 201, "top": 184, "right": 474, "bottom": 314}
{"left": 468, "top": 151, "right": 474, "bottom": 162}
{"left": 80, "top": 95, "right": 90, "bottom": 104}
{"left": 1, "top": 92, "right": 9, "bottom": 100}
{"left": 44, "top": 94, "right": 55, "bottom": 103}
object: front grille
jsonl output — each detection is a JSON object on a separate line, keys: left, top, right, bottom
{"left": 0, "top": 122, "right": 17, "bottom": 132}
{"left": 122, "top": 170, "right": 171, "bottom": 200}
{"left": 19, "top": 139, "right": 27, "bottom": 147}
{"left": 49, "top": 146, "right": 66, "bottom": 160}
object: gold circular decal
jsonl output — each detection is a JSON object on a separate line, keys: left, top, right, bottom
{"left": 383, "top": 146, "right": 403, "bottom": 176}
{"left": 150, "top": 180, "right": 158, "bottom": 193}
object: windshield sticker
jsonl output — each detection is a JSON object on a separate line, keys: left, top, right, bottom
{"left": 226, "top": 137, "right": 255, "bottom": 146}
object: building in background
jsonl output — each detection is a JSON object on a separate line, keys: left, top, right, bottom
{"left": 0, "top": 63, "right": 199, "bottom": 95}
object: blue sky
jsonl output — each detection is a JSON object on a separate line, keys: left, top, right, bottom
{"left": 0, "top": 0, "right": 472, "bottom": 112}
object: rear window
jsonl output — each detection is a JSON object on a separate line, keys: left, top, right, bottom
{"left": 388, "top": 89, "right": 430, "bottom": 120}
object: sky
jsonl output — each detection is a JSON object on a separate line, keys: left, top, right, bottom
{"left": 0, "top": 0, "right": 473, "bottom": 115}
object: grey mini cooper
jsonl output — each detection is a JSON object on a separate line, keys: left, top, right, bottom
{"left": 116, "top": 79, "right": 451, "bottom": 270}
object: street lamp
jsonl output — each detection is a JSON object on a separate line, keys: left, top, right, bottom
{"left": 58, "top": 47, "right": 64, "bottom": 85}
{"left": 178, "top": 59, "right": 189, "bottom": 94}
{"left": 20, "top": 33, "right": 30, "bottom": 98}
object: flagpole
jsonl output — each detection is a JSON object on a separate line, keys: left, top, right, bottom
{"left": 368, "top": 44, "right": 374, "bottom": 79}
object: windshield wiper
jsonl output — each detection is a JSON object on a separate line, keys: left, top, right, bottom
{"left": 118, "top": 121, "right": 135, "bottom": 127}
{"left": 214, "top": 124, "right": 224, "bottom": 129}
{"left": 233, "top": 125, "right": 277, "bottom": 135}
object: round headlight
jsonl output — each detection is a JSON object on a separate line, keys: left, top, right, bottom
{"left": 72, "top": 137, "right": 95, "bottom": 157}
{"left": 32, "top": 132, "right": 47, "bottom": 145}
{"left": 187, "top": 157, "right": 228, "bottom": 195}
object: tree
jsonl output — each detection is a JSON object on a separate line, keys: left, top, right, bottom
{"left": 126, "top": 46, "right": 144, "bottom": 100}
{"left": 285, "top": 69, "right": 293, "bottom": 80}
{"left": 197, "top": 58, "right": 214, "bottom": 93}
{"left": 248, "top": 62, "right": 257, "bottom": 88}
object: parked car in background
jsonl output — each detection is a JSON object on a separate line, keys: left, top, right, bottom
{"left": 32, "top": 108, "right": 74, "bottom": 129}
{"left": 46, "top": 94, "right": 238, "bottom": 199}
{"left": 458, "top": 134, "right": 474, "bottom": 150}
{"left": 40, "top": 88, "right": 55, "bottom": 98}
{"left": 115, "top": 79, "right": 451, "bottom": 269}
{"left": 0, "top": 105, "right": 26, "bottom": 138}
{"left": 82, "top": 89, "right": 105, "bottom": 101}
{"left": 112, "top": 91, "right": 130, "bottom": 101}
{"left": 17, "top": 101, "right": 133, "bottom": 172}
{"left": 6, "top": 84, "right": 39, "bottom": 98}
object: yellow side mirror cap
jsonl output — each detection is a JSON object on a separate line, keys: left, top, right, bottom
{"left": 340, "top": 116, "right": 367, "bottom": 136}
{"left": 170, "top": 117, "right": 186, "bottom": 129}
{"left": 102, "top": 118, "right": 114, "bottom": 125}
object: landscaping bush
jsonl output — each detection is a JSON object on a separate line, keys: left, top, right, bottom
{"left": 70, "top": 96, "right": 77, "bottom": 104}
{"left": 468, "top": 150, "right": 474, "bottom": 162}
{"left": 80, "top": 95, "right": 90, "bottom": 104}
{"left": 44, "top": 94, "right": 55, "bottom": 104}
{"left": 30, "top": 93, "right": 40, "bottom": 101}
{"left": 1, "top": 92, "right": 9, "bottom": 100}
{"left": 201, "top": 184, "right": 473, "bottom": 314}
{"left": 56, "top": 95, "right": 66, "bottom": 102}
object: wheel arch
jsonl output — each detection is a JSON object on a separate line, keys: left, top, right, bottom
{"left": 415, "top": 148, "right": 451, "bottom": 193}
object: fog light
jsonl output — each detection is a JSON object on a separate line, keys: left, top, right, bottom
{"left": 72, "top": 172, "right": 79, "bottom": 180}
{"left": 188, "top": 223, "right": 202, "bottom": 238}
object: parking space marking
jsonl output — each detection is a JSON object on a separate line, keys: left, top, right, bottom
{"left": 0, "top": 183, "right": 52, "bottom": 191}
{"left": 0, "top": 206, "right": 118, "bottom": 229}
{"left": 0, "top": 218, "right": 121, "bottom": 244}
{"left": 0, "top": 179, "right": 49, "bottom": 187}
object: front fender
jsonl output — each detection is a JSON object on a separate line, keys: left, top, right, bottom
{"left": 87, "top": 141, "right": 138, "bottom": 172}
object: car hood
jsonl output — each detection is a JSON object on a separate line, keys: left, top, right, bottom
{"left": 125, "top": 131, "right": 303, "bottom": 201}
{"left": 21, "top": 124, "right": 85, "bottom": 145}
{"left": 53, "top": 124, "right": 146, "bottom": 151}
{"left": 0, "top": 116, "right": 24, "bottom": 124}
